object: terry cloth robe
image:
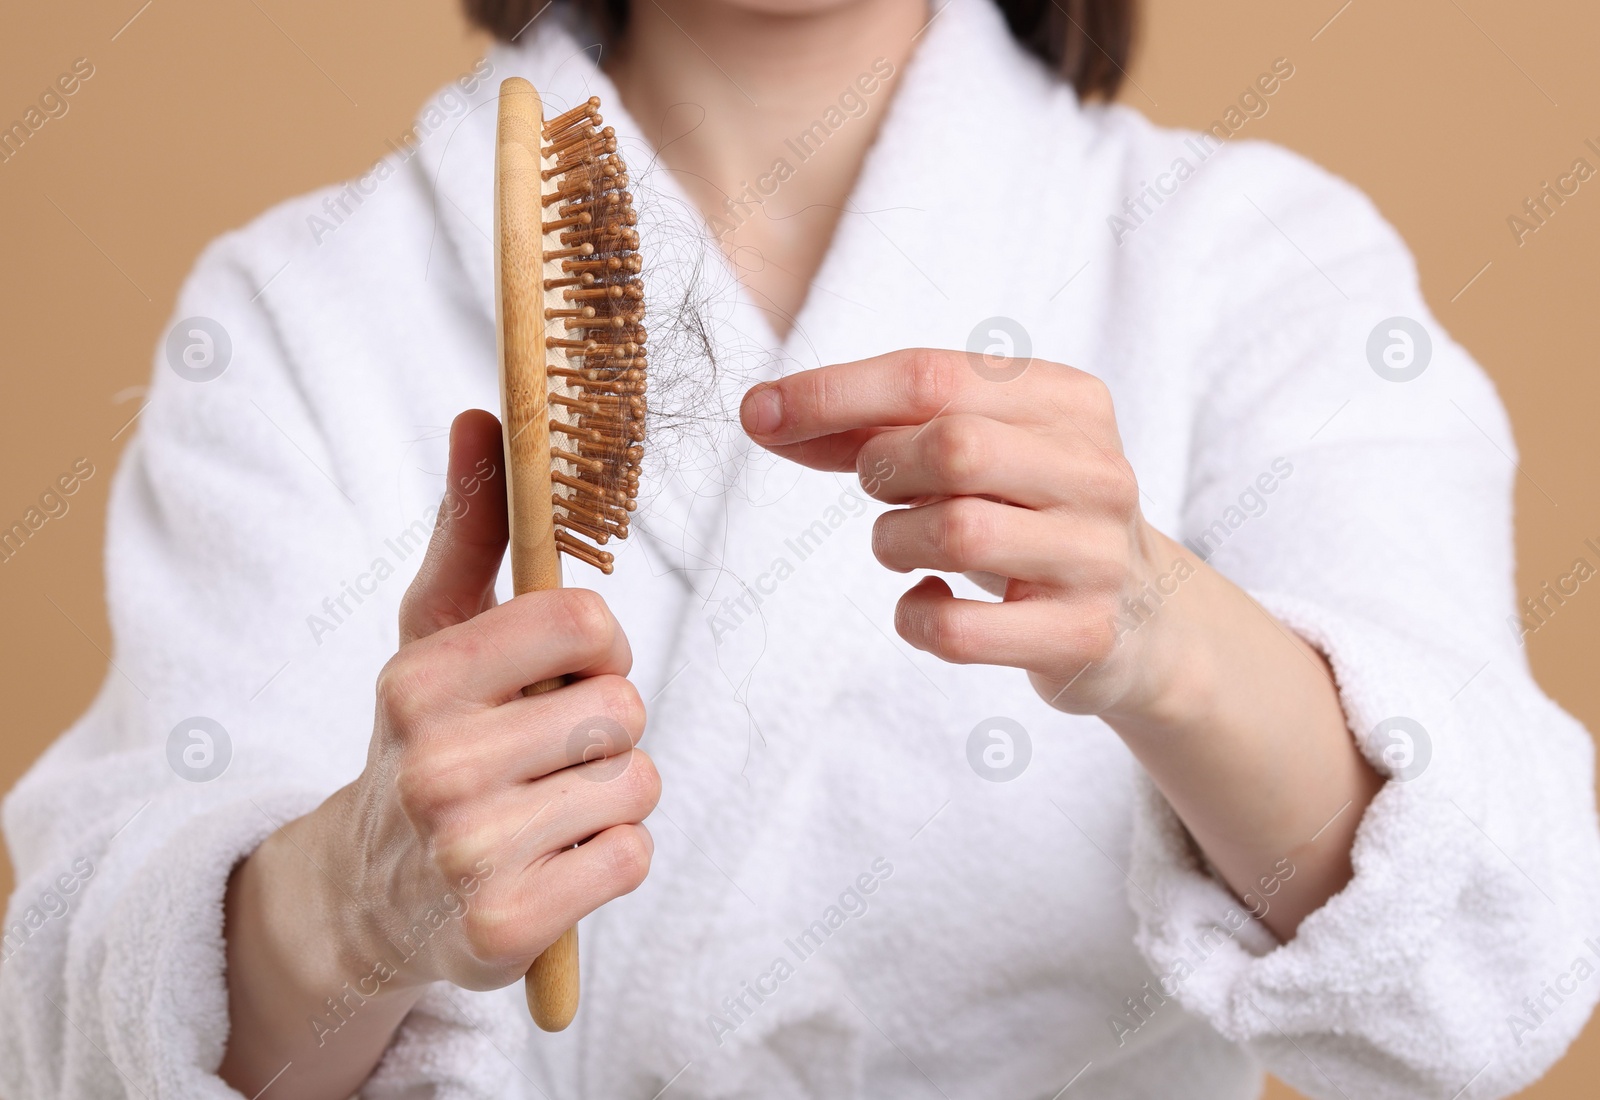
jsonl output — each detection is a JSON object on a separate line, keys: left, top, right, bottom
{"left": 4, "top": 1, "right": 1599, "bottom": 1097}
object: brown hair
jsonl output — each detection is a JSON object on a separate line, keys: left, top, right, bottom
{"left": 462, "top": 0, "right": 1136, "bottom": 100}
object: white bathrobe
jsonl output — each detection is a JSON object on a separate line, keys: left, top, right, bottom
{"left": 4, "top": 1, "right": 1598, "bottom": 1097}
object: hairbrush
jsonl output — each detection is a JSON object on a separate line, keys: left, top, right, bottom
{"left": 493, "top": 77, "right": 646, "bottom": 1031}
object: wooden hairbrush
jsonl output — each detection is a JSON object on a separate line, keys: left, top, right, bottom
{"left": 493, "top": 77, "right": 646, "bottom": 1031}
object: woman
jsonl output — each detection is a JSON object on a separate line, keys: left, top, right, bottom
{"left": 3, "top": 0, "right": 1597, "bottom": 1096}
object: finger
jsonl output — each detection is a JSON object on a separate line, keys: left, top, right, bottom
{"left": 396, "top": 587, "right": 634, "bottom": 711}
{"left": 756, "top": 427, "right": 884, "bottom": 474}
{"left": 538, "top": 821, "right": 655, "bottom": 920}
{"left": 894, "top": 575, "right": 1119, "bottom": 673}
{"left": 854, "top": 414, "right": 1068, "bottom": 507}
{"left": 741, "top": 349, "right": 1001, "bottom": 446}
{"left": 421, "top": 675, "right": 646, "bottom": 792}
{"left": 502, "top": 749, "right": 661, "bottom": 862}
{"left": 464, "top": 823, "right": 654, "bottom": 963}
{"left": 399, "top": 410, "right": 510, "bottom": 644}
{"left": 741, "top": 350, "right": 1111, "bottom": 447}
{"left": 873, "top": 498, "right": 1129, "bottom": 587}
{"left": 506, "top": 823, "right": 657, "bottom": 957}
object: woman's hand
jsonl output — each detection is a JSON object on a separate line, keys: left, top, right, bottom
{"left": 221, "top": 410, "right": 659, "bottom": 1100}
{"left": 742, "top": 349, "right": 1382, "bottom": 942}
{"left": 740, "top": 347, "right": 1189, "bottom": 719}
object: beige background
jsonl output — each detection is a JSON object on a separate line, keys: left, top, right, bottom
{"left": 0, "top": 1, "right": 1595, "bottom": 1095}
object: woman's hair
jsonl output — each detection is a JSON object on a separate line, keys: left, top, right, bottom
{"left": 462, "top": 0, "right": 1136, "bottom": 99}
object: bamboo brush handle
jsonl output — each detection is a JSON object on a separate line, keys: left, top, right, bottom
{"left": 495, "top": 76, "right": 580, "bottom": 1032}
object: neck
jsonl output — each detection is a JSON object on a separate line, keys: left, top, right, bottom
{"left": 606, "top": 0, "right": 928, "bottom": 338}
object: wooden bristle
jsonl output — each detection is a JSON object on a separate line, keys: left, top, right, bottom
{"left": 539, "top": 98, "right": 645, "bottom": 575}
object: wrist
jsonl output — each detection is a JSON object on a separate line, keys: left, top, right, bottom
{"left": 221, "top": 795, "right": 428, "bottom": 1100}
{"left": 1099, "top": 526, "right": 1222, "bottom": 739}
{"left": 240, "top": 792, "right": 431, "bottom": 1008}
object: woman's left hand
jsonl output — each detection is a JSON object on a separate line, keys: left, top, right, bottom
{"left": 740, "top": 347, "right": 1196, "bottom": 721}
{"left": 742, "top": 347, "right": 1384, "bottom": 942}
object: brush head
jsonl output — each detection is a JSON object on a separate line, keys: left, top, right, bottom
{"left": 537, "top": 96, "right": 646, "bottom": 576}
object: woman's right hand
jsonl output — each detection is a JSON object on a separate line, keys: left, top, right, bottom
{"left": 220, "top": 410, "right": 659, "bottom": 1099}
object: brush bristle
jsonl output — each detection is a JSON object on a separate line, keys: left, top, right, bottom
{"left": 538, "top": 96, "right": 645, "bottom": 576}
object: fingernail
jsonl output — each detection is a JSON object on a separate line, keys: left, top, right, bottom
{"left": 742, "top": 385, "right": 782, "bottom": 437}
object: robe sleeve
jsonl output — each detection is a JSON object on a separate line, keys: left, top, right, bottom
{"left": 1125, "top": 139, "right": 1600, "bottom": 1100}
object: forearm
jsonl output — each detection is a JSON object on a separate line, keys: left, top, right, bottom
{"left": 1104, "top": 530, "right": 1383, "bottom": 941}
{"left": 219, "top": 792, "right": 424, "bottom": 1100}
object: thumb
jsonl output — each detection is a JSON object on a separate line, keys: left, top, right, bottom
{"left": 398, "top": 409, "right": 509, "bottom": 645}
